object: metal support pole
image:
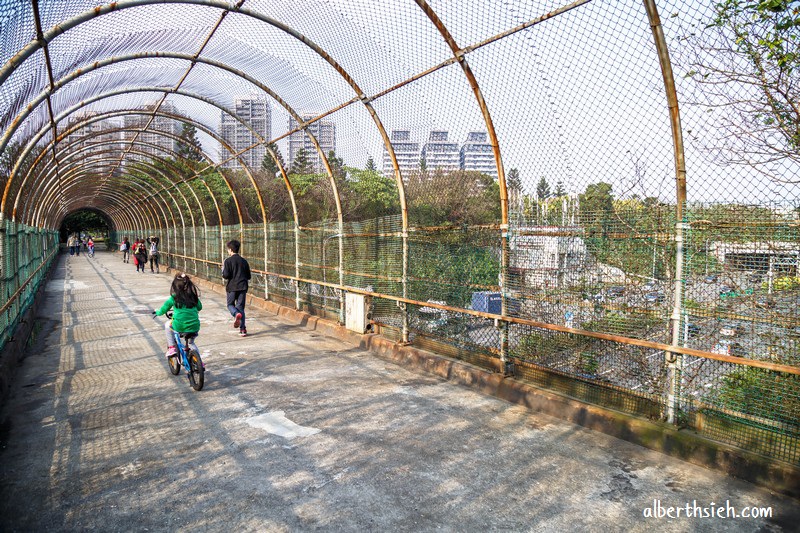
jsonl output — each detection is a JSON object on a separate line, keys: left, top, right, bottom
{"left": 644, "top": 0, "right": 688, "bottom": 424}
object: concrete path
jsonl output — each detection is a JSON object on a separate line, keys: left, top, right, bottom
{"left": 0, "top": 251, "right": 798, "bottom": 532}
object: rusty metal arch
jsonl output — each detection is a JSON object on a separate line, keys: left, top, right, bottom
{"left": 5, "top": 108, "right": 246, "bottom": 230}
{"left": 26, "top": 120, "right": 228, "bottom": 264}
{"left": 33, "top": 152, "right": 188, "bottom": 238}
{"left": 0, "top": 0, "right": 418, "bottom": 316}
{"left": 26, "top": 128, "right": 214, "bottom": 231}
{"left": 0, "top": 52, "right": 350, "bottom": 308}
{"left": 46, "top": 170, "right": 161, "bottom": 236}
{"left": 2, "top": 53, "right": 338, "bottom": 226}
{"left": 30, "top": 141, "right": 220, "bottom": 260}
{"left": 28, "top": 139, "right": 207, "bottom": 232}
{"left": 29, "top": 142, "right": 196, "bottom": 222}
{"left": 41, "top": 159, "right": 176, "bottom": 239}
{"left": 31, "top": 145, "right": 208, "bottom": 264}
{"left": 16, "top": 117, "right": 221, "bottom": 245}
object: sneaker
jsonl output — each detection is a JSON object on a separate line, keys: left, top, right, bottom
{"left": 239, "top": 328, "right": 247, "bottom": 337}
{"left": 233, "top": 313, "right": 242, "bottom": 329}
{"left": 166, "top": 346, "right": 178, "bottom": 357}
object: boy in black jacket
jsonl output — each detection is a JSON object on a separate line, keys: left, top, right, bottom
{"left": 222, "top": 239, "right": 251, "bottom": 337}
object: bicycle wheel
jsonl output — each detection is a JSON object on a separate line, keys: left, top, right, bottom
{"left": 187, "top": 350, "right": 204, "bottom": 391}
{"left": 168, "top": 354, "right": 181, "bottom": 375}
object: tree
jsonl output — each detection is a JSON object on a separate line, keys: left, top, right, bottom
{"left": 405, "top": 169, "right": 500, "bottom": 226}
{"left": 506, "top": 167, "right": 523, "bottom": 213}
{"left": 579, "top": 182, "right": 614, "bottom": 239}
{"left": 326, "top": 150, "right": 346, "bottom": 183}
{"left": 366, "top": 156, "right": 377, "bottom": 171}
{"left": 261, "top": 142, "right": 285, "bottom": 176}
{"left": 291, "top": 148, "right": 313, "bottom": 175}
{"left": 176, "top": 123, "right": 203, "bottom": 163}
{"left": 419, "top": 156, "right": 427, "bottom": 172}
{"left": 554, "top": 180, "right": 566, "bottom": 197}
{"left": 343, "top": 166, "right": 398, "bottom": 220}
{"left": 682, "top": 0, "right": 800, "bottom": 180}
{"left": 536, "top": 177, "right": 551, "bottom": 200}
{"left": 506, "top": 168, "right": 522, "bottom": 193}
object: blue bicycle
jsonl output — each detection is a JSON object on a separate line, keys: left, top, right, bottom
{"left": 162, "top": 311, "right": 205, "bottom": 391}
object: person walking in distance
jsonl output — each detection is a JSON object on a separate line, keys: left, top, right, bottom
{"left": 121, "top": 237, "right": 131, "bottom": 263}
{"left": 222, "top": 239, "right": 251, "bottom": 337}
{"left": 147, "top": 236, "right": 160, "bottom": 273}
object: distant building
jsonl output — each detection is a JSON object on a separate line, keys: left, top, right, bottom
{"left": 287, "top": 113, "right": 336, "bottom": 173}
{"left": 711, "top": 241, "right": 798, "bottom": 274}
{"left": 509, "top": 226, "right": 590, "bottom": 289}
{"left": 63, "top": 112, "right": 122, "bottom": 164}
{"left": 382, "top": 130, "right": 420, "bottom": 178}
{"left": 421, "top": 130, "right": 459, "bottom": 171}
{"left": 460, "top": 131, "right": 496, "bottom": 178}
{"left": 220, "top": 96, "right": 271, "bottom": 170}
{"left": 122, "top": 102, "right": 181, "bottom": 162}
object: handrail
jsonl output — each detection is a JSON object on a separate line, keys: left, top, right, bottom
{"left": 162, "top": 251, "right": 800, "bottom": 376}
{"left": 0, "top": 247, "right": 58, "bottom": 316}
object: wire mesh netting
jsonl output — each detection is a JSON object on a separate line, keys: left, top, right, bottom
{"left": 1, "top": 0, "right": 799, "bottom": 465}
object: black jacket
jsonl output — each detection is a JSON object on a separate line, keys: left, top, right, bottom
{"left": 222, "top": 253, "right": 251, "bottom": 292}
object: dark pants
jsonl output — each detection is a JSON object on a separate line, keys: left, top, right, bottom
{"left": 149, "top": 254, "right": 159, "bottom": 272}
{"left": 227, "top": 290, "right": 247, "bottom": 329}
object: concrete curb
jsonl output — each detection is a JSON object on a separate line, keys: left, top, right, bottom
{"left": 173, "top": 267, "right": 800, "bottom": 497}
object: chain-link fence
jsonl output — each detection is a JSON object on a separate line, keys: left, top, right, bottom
{"left": 2, "top": 0, "right": 799, "bottom": 464}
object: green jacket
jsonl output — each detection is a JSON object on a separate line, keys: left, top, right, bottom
{"left": 155, "top": 295, "right": 202, "bottom": 333}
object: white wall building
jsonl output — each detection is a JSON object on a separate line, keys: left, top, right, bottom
{"left": 509, "top": 226, "right": 590, "bottom": 289}
{"left": 382, "top": 129, "right": 420, "bottom": 178}
{"left": 220, "top": 96, "right": 271, "bottom": 170}
{"left": 421, "top": 130, "right": 460, "bottom": 171}
{"left": 122, "top": 102, "right": 180, "bottom": 162}
{"left": 287, "top": 113, "right": 336, "bottom": 173}
{"left": 460, "top": 131, "right": 496, "bottom": 178}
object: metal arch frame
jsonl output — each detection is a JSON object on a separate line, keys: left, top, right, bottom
{"left": 45, "top": 162, "right": 158, "bottom": 237}
{"left": 33, "top": 147, "right": 200, "bottom": 262}
{"left": 17, "top": 117, "right": 221, "bottom": 261}
{"left": 7, "top": 109, "right": 243, "bottom": 234}
{"left": 1, "top": 52, "right": 351, "bottom": 308}
{"left": 0, "top": 0, "right": 414, "bottom": 323}
{"left": 28, "top": 129, "right": 210, "bottom": 231}
{"left": 32, "top": 146, "right": 185, "bottom": 225}
{"left": 27, "top": 117, "right": 229, "bottom": 267}
{"left": 413, "top": 0, "right": 511, "bottom": 368}
{"left": 34, "top": 154, "right": 185, "bottom": 241}
{"left": 12, "top": 76, "right": 302, "bottom": 300}
{"left": 2, "top": 52, "right": 336, "bottom": 222}
{"left": 43, "top": 160, "right": 172, "bottom": 238}
{"left": 30, "top": 140, "right": 203, "bottom": 231}
{"left": 31, "top": 137, "right": 210, "bottom": 260}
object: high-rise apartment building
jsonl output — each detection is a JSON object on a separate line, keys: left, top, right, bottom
{"left": 63, "top": 112, "right": 122, "bottom": 164}
{"left": 287, "top": 113, "right": 336, "bottom": 173}
{"left": 122, "top": 102, "right": 181, "bottom": 162}
{"left": 421, "top": 130, "right": 460, "bottom": 171}
{"left": 220, "top": 96, "right": 271, "bottom": 170}
{"left": 382, "top": 130, "right": 421, "bottom": 178}
{"left": 460, "top": 131, "right": 496, "bottom": 178}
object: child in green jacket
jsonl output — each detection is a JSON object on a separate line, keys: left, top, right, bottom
{"left": 153, "top": 273, "right": 202, "bottom": 357}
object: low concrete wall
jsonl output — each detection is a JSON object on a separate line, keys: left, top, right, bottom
{"left": 174, "top": 267, "right": 800, "bottom": 497}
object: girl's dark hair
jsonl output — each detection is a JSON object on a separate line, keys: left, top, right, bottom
{"left": 171, "top": 273, "right": 200, "bottom": 308}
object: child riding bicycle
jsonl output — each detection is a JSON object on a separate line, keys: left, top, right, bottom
{"left": 152, "top": 273, "right": 203, "bottom": 358}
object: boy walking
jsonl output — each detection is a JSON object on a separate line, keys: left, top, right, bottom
{"left": 222, "top": 239, "right": 251, "bottom": 337}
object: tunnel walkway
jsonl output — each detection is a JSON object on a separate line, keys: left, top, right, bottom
{"left": 0, "top": 250, "right": 797, "bottom": 531}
